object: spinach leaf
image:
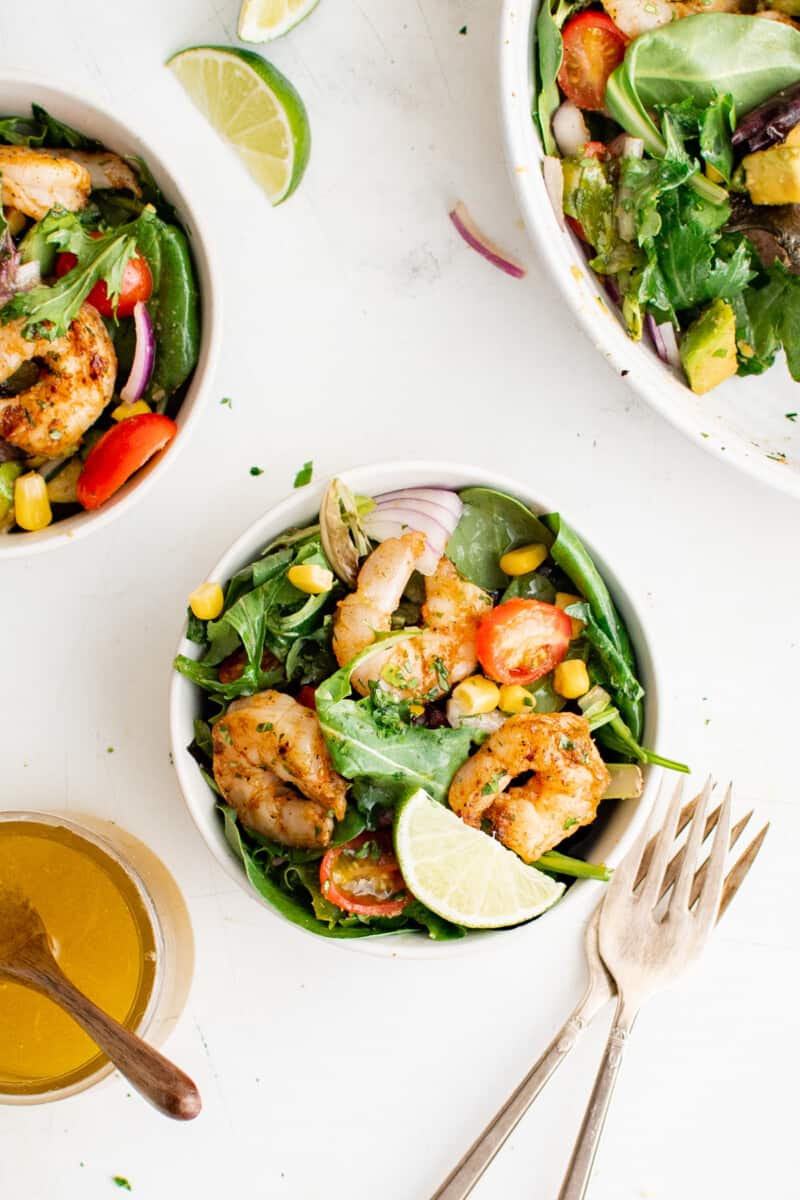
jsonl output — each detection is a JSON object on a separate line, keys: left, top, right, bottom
{"left": 447, "top": 487, "right": 553, "bottom": 590}
{"left": 131, "top": 214, "right": 200, "bottom": 406}
{"left": 566, "top": 603, "right": 643, "bottom": 705}
{"left": 285, "top": 624, "right": 337, "bottom": 686}
{"left": 739, "top": 261, "right": 800, "bottom": 382}
{"left": 316, "top": 633, "right": 473, "bottom": 803}
{"left": 31, "top": 104, "right": 104, "bottom": 150}
{"left": 534, "top": 0, "right": 590, "bottom": 155}
{"left": 0, "top": 115, "right": 47, "bottom": 146}
{"left": 502, "top": 570, "right": 556, "bottom": 604}
{"left": 185, "top": 609, "right": 208, "bottom": 645}
{"left": 403, "top": 900, "right": 467, "bottom": 941}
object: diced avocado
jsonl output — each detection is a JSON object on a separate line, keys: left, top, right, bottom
{"left": 743, "top": 145, "right": 800, "bottom": 205}
{"left": 679, "top": 299, "right": 738, "bottom": 395}
{"left": 785, "top": 123, "right": 800, "bottom": 148}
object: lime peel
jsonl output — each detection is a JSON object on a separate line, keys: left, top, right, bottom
{"left": 238, "top": 0, "right": 320, "bottom": 42}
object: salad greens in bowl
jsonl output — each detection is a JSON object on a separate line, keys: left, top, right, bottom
{"left": 500, "top": 4, "right": 800, "bottom": 495}
{"left": 170, "top": 462, "right": 680, "bottom": 956}
{"left": 0, "top": 71, "right": 219, "bottom": 556}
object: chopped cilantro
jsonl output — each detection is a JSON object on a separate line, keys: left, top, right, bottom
{"left": 293, "top": 460, "right": 313, "bottom": 488}
{"left": 559, "top": 736, "right": 575, "bottom": 751}
{"left": 112, "top": 1179, "right": 132, "bottom": 1192}
{"left": 563, "top": 816, "right": 578, "bottom": 831}
{"left": 481, "top": 772, "right": 506, "bottom": 796}
{"left": 256, "top": 722, "right": 273, "bottom": 733}
{"left": 250, "top": 466, "right": 264, "bottom": 476}
{"left": 459, "top": 24, "right": 467, "bottom": 33}
{"left": 220, "top": 396, "right": 233, "bottom": 408}
{"left": 786, "top": 412, "right": 797, "bottom": 422}
{"left": 107, "top": 746, "right": 114, "bottom": 754}
{"left": 218, "top": 724, "right": 232, "bottom": 746}
{"left": 432, "top": 656, "right": 449, "bottom": 692}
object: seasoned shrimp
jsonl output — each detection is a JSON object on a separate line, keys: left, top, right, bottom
{"left": 448, "top": 712, "right": 610, "bottom": 863}
{"left": 332, "top": 531, "right": 492, "bottom": 700}
{"left": 0, "top": 147, "right": 91, "bottom": 220}
{"left": 602, "top": 0, "right": 737, "bottom": 37}
{"left": 0, "top": 303, "right": 117, "bottom": 457}
{"left": 213, "top": 690, "right": 348, "bottom": 850}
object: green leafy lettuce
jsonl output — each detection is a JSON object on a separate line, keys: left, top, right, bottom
{"left": 446, "top": 487, "right": 553, "bottom": 590}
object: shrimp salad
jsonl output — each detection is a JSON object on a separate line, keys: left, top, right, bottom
{"left": 536, "top": 6, "right": 800, "bottom": 394}
{"left": 175, "top": 481, "right": 685, "bottom": 940}
{"left": 0, "top": 103, "right": 200, "bottom": 534}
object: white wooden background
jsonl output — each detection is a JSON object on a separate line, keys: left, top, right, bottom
{"left": 0, "top": 2, "right": 796, "bottom": 1197}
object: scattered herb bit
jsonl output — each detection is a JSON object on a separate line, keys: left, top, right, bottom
{"left": 293, "top": 460, "right": 314, "bottom": 488}
{"left": 559, "top": 736, "right": 575, "bottom": 751}
{"left": 704, "top": 717, "right": 711, "bottom": 726}
{"left": 112, "top": 1179, "right": 132, "bottom": 1193}
{"left": 767, "top": 452, "right": 787, "bottom": 463}
{"left": 256, "top": 722, "right": 274, "bottom": 733}
{"left": 107, "top": 746, "right": 114, "bottom": 754}
{"left": 250, "top": 466, "right": 264, "bottom": 476}
{"left": 218, "top": 725, "right": 233, "bottom": 746}
{"left": 787, "top": 412, "right": 798, "bottom": 422}
{"left": 481, "top": 771, "right": 506, "bottom": 797}
{"left": 459, "top": 24, "right": 467, "bottom": 34}
{"left": 432, "top": 656, "right": 450, "bottom": 692}
{"left": 220, "top": 396, "right": 233, "bottom": 408}
{"left": 481, "top": 818, "right": 493, "bottom": 833}
{"left": 700, "top": 432, "right": 710, "bottom": 439}
{"left": 563, "top": 816, "right": 578, "bottom": 831}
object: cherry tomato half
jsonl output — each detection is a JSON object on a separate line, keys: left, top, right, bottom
{"left": 476, "top": 598, "right": 571, "bottom": 685}
{"left": 76, "top": 413, "right": 177, "bottom": 511}
{"left": 56, "top": 234, "right": 153, "bottom": 318}
{"left": 557, "top": 12, "right": 628, "bottom": 112}
{"left": 295, "top": 686, "right": 317, "bottom": 710}
{"left": 319, "top": 832, "right": 412, "bottom": 918}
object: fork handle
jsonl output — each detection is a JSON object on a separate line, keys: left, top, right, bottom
{"left": 558, "top": 1000, "right": 638, "bottom": 1200}
{"left": 432, "top": 992, "right": 603, "bottom": 1200}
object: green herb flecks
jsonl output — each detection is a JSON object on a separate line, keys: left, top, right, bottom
{"left": 293, "top": 460, "right": 313, "bottom": 488}
{"left": 250, "top": 466, "right": 264, "bottom": 476}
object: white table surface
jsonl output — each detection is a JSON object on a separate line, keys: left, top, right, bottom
{"left": 1, "top": 2, "right": 797, "bottom": 1197}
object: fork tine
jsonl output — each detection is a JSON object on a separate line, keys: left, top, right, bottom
{"left": 717, "top": 821, "right": 769, "bottom": 922}
{"left": 609, "top": 775, "right": 671, "bottom": 898}
{"left": 663, "top": 806, "right": 751, "bottom": 905}
{"left": 669, "top": 776, "right": 713, "bottom": 912}
{"left": 639, "top": 777, "right": 684, "bottom": 909}
{"left": 691, "top": 783, "right": 733, "bottom": 930}
{"left": 634, "top": 785, "right": 710, "bottom": 890}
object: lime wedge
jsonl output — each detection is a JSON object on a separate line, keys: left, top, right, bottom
{"left": 238, "top": 0, "right": 320, "bottom": 42}
{"left": 166, "top": 46, "right": 310, "bottom": 205}
{"left": 394, "top": 788, "right": 565, "bottom": 929}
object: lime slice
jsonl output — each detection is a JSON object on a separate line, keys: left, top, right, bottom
{"left": 394, "top": 788, "right": 565, "bottom": 929}
{"left": 166, "top": 46, "right": 310, "bottom": 205}
{"left": 238, "top": 0, "right": 320, "bottom": 42}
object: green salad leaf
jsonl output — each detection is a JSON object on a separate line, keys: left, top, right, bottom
{"left": 562, "top": 155, "right": 642, "bottom": 277}
{"left": 316, "top": 633, "right": 473, "bottom": 804}
{"left": 534, "top": 0, "right": 590, "bottom": 155}
{"left": 31, "top": 103, "right": 104, "bottom": 150}
{"left": 736, "top": 261, "right": 800, "bottom": 382}
{"left": 447, "top": 487, "right": 553, "bottom": 590}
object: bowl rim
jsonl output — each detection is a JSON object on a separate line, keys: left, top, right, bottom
{"left": 0, "top": 66, "right": 221, "bottom": 558}
{"left": 498, "top": 0, "right": 800, "bottom": 500}
{"left": 169, "top": 459, "right": 665, "bottom": 959}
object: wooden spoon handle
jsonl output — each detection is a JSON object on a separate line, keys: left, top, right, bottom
{"left": 20, "top": 955, "right": 201, "bottom": 1120}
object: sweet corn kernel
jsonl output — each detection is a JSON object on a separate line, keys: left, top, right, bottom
{"left": 14, "top": 472, "right": 52, "bottom": 531}
{"left": 556, "top": 591, "right": 584, "bottom": 638}
{"left": 451, "top": 675, "right": 500, "bottom": 716}
{"left": 112, "top": 400, "right": 152, "bottom": 421}
{"left": 499, "top": 543, "right": 549, "bottom": 576}
{"left": 189, "top": 582, "right": 224, "bottom": 621}
{"left": 705, "top": 162, "right": 725, "bottom": 184}
{"left": 554, "top": 659, "right": 591, "bottom": 699}
{"left": 409, "top": 703, "right": 425, "bottom": 717}
{"left": 287, "top": 563, "right": 334, "bottom": 595}
{"left": 498, "top": 684, "right": 536, "bottom": 714}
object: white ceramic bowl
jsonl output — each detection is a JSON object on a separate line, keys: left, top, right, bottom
{"left": 500, "top": 2, "right": 800, "bottom": 498}
{"left": 0, "top": 69, "right": 220, "bottom": 557}
{"left": 170, "top": 461, "right": 665, "bottom": 957}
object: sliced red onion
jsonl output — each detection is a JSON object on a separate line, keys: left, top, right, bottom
{"left": 645, "top": 313, "right": 681, "bottom": 370}
{"left": 374, "top": 496, "right": 459, "bottom": 533}
{"left": 364, "top": 507, "right": 451, "bottom": 575}
{"left": 14, "top": 260, "right": 41, "bottom": 291}
{"left": 375, "top": 488, "right": 463, "bottom": 521}
{"left": 552, "top": 102, "right": 591, "bottom": 158}
{"left": 449, "top": 201, "right": 526, "bottom": 279}
{"left": 120, "top": 301, "right": 155, "bottom": 403}
{"left": 542, "top": 156, "right": 566, "bottom": 230}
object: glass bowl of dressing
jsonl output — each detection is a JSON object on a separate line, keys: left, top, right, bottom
{"left": 0, "top": 811, "right": 193, "bottom": 1104}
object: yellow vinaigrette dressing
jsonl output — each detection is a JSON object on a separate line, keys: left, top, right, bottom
{"left": 0, "top": 818, "right": 157, "bottom": 1095}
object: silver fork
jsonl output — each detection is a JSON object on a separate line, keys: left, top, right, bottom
{"left": 559, "top": 777, "right": 734, "bottom": 1199}
{"left": 432, "top": 785, "right": 767, "bottom": 1200}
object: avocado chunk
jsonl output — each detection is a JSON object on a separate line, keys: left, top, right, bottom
{"left": 743, "top": 145, "right": 800, "bottom": 205}
{"left": 679, "top": 299, "right": 737, "bottom": 395}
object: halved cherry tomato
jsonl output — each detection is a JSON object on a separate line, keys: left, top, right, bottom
{"left": 296, "top": 685, "right": 317, "bottom": 710}
{"left": 582, "top": 141, "right": 607, "bottom": 160}
{"left": 476, "top": 598, "right": 571, "bottom": 685}
{"left": 56, "top": 234, "right": 153, "bottom": 318}
{"left": 557, "top": 12, "right": 628, "bottom": 112}
{"left": 319, "top": 832, "right": 412, "bottom": 918}
{"left": 565, "top": 215, "right": 588, "bottom": 243}
{"left": 76, "top": 413, "right": 177, "bottom": 511}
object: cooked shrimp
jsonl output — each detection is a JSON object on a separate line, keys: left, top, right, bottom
{"left": 0, "top": 303, "right": 117, "bottom": 457}
{"left": 448, "top": 712, "right": 610, "bottom": 863}
{"left": 332, "top": 531, "right": 492, "bottom": 700}
{"left": 56, "top": 150, "right": 142, "bottom": 196}
{"left": 212, "top": 690, "right": 348, "bottom": 850}
{"left": 602, "top": 0, "right": 736, "bottom": 37}
{"left": 0, "top": 147, "right": 91, "bottom": 220}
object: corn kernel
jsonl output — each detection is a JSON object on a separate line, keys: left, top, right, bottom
{"left": 409, "top": 703, "right": 425, "bottom": 717}
{"left": 554, "top": 659, "right": 591, "bottom": 699}
{"left": 499, "top": 543, "right": 549, "bottom": 576}
{"left": 14, "top": 472, "right": 52, "bottom": 531}
{"left": 287, "top": 563, "right": 334, "bottom": 595}
{"left": 498, "top": 684, "right": 536, "bottom": 714}
{"left": 451, "top": 675, "right": 500, "bottom": 716}
{"left": 112, "top": 400, "right": 152, "bottom": 421}
{"left": 705, "top": 162, "right": 724, "bottom": 184}
{"left": 189, "top": 582, "right": 224, "bottom": 621}
{"left": 556, "top": 591, "right": 584, "bottom": 638}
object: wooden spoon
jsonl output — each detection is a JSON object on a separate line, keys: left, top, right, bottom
{"left": 0, "top": 888, "right": 201, "bottom": 1120}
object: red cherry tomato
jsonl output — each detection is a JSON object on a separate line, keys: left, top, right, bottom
{"left": 76, "top": 413, "right": 177, "bottom": 511}
{"left": 476, "top": 598, "right": 571, "bottom": 685}
{"left": 565, "top": 215, "right": 588, "bottom": 243}
{"left": 319, "top": 832, "right": 412, "bottom": 918}
{"left": 295, "top": 686, "right": 317, "bottom": 710}
{"left": 557, "top": 12, "right": 628, "bottom": 112}
{"left": 582, "top": 141, "right": 607, "bottom": 160}
{"left": 56, "top": 234, "right": 153, "bottom": 318}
